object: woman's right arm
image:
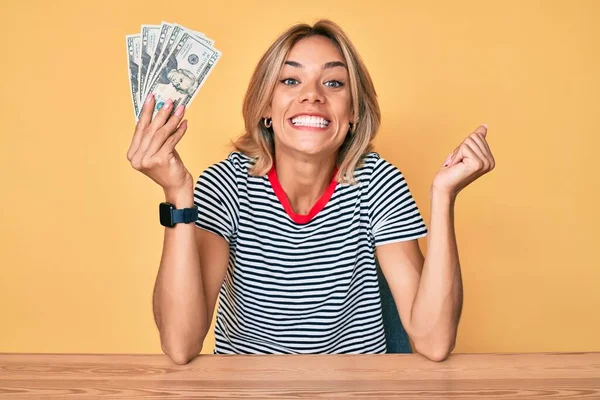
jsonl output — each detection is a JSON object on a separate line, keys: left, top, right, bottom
{"left": 153, "top": 186, "right": 229, "bottom": 365}
{"left": 127, "top": 95, "right": 229, "bottom": 365}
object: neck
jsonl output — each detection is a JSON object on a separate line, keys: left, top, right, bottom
{"left": 273, "top": 151, "right": 337, "bottom": 215}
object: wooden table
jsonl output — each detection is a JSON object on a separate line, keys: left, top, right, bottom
{"left": 0, "top": 352, "right": 599, "bottom": 399}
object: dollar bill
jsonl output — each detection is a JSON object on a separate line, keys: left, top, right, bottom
{"left": 162, "top": 21, "right": 215, "bottom": 46}
{"left": 145, "top": 23, "right": 184, "bottom": 96}
{"left": 144, "top": 22, "right": 215, "bottom": 98}
{"left": 142, "top": 32, "right": 222, "bottom": 120}
{"left": 125, "top": 34, "right": 142, "bottom": 118}
{"left": 126, "top": 23, "right": 221, "bottom": 121}
{"left": 143, "top": 22, "right": 171, "bottom": 97}
{"left": 188, "top": 29, "right": 215, "bottom": 46}
{"left": 193, "top": 31, "right": 214, "bottom": 45}
{"left": 139, "top": 25, "right": 160, "bottom": 105}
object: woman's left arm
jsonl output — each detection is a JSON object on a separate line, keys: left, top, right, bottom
{"left": 377, "top": 124, "right": 495, "bottom": 362}
{"left": 414, "top": 189, "right": 464, "bottom": 361}
{"left": 376, "top": 191, "right": 462, "bottom": 362}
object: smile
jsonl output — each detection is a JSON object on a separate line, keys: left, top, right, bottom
{"left": 289, "top": 115, "right": 331, "bottom": 129}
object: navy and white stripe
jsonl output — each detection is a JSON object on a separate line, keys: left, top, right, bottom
{"left": 194, "top": 151, "right": 428, "bottom": 354}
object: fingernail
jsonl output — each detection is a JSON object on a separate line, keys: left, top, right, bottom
{"left": 483, "top": 124, "right": 488, "bottom": 128}
{"left": 145, "top": 93, "right": 153, "bottom": 104}
{"left": 164, "top": 99, "right": 173, "bottom": 109}
{"left": 174, "top": 104, "right": 184, "bottom": 116}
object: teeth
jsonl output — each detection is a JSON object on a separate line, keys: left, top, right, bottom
{"left": 291, "top": 115, "right": 331, "bottom": 128}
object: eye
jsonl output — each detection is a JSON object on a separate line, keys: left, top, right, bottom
{"left": 280, "top": 78, "right": 299, "bottom": 86}
{"left": 325, "top": 80, "right": 344, "bottom": 88}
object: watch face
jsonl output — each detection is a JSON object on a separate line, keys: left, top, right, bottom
{"left": 159, "top": 202, "right": 174, "bottom": 227}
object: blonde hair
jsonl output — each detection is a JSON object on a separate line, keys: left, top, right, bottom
{"left": 231, "top": 19, "right": 381, "bottom": 185}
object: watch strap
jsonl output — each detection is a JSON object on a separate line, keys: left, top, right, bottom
{"left": 172, "top": 206, "right": 198, "bottom": 224}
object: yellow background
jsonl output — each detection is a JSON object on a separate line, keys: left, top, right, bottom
{"left": 1, "top": 0, "right": 598, "bottom": 355}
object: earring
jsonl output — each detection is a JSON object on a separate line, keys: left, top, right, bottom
{"left": 263, "top": 118, "right": 272, "bottom": 128}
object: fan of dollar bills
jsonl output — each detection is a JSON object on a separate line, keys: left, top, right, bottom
{"left": 125, "top": 22, "right": 221, "bottom": 121}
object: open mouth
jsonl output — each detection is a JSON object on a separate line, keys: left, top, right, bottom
{"left": 289, "top": 115, "right": 331, "bottom": 129}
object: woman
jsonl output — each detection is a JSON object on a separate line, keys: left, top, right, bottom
{"left": 127, "top": 20, "right": 495, "bottom": 364}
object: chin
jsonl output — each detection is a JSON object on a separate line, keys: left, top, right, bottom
{"left": 290, "top": 142, "right": 336, "bottom": 157}
{"left": 290, "top": 146, "right": 323, "bottom": 156}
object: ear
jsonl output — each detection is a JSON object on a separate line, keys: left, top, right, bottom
{"left": 349, "top": 105, "right": 357, "bottom": 124}
{"left": 263, "top": 105, "right": 272, "bottom": 120}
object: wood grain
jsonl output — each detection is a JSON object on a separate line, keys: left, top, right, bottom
{"left": 0, "top": 352, "right": 598, "bottom": 399}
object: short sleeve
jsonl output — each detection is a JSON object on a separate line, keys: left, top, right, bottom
{"left": 194, "top": 160, "right": 239, "bottom": 244}
{"left": 368, "top": 155, "right": 428, "bottom": 246}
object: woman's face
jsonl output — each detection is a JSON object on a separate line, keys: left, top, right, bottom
{"left": 267, "top": 35, "right": 353, "bottom": 159}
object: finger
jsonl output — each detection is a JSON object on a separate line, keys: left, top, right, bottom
{"left": 127, "top": 93, "right": 155, "bottom": 160}
{"left": 447, "top": 147, "right": 462, "bottom": 167}
{"left": 443, "top": 147, "right": 459, "bottom": 167}
{"left": 149, "top": 98, "right": 175, "bottom": 132}
{"left": 475, "top": 130, "right": 493, "bottom": 159}
{"left": 461, "top": 142, "right": 485, "bottom": 171}
{"left": 443, "top": 150, "right": 455, "bottom": 167}
{"left": 474, "top": 131, "right": 491, "bottom": 154}
{"left": 146, "top": 105, "right": 186, "bottom": 157}
{"left": 464, "top": 137, "right": 488, "bottom": 167}
{"left": 163, "top": 104, "right": 186, "bottom": 135}
{"left": 137, "top": 98, "right": 174, "bottom": 155}
{"left": 450, "top": 124, "right": 487, "bottom": 165}
{"left": 156, "top": 120, "right": 188, "bottom": 157}
{"left": 475, "top": 124, "right": 488, "bottom": 138}
{"left": 447, "top": 125, "right": 487, "bottom": 167}
{"left": 467, "top": 132, "right": 487, "bottom": 154}
{"left": 138, "top": 93, "right": 156, "bottom": 129}
{"left": 470, "top": 132, "right": 491, "bottom": 157}
{"left": 476, "top": 133, "right": 495, "bottom": 169}
{"left": 473, "top": 125, "right": 494, "bottom": 168}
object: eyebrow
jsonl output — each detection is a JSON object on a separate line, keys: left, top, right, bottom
{"left": 284, "top": 60, "right": 348, "bottom": 70}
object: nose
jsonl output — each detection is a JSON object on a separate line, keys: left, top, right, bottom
{"left": 298, "top": 79, "right": 325, "bottom": 104}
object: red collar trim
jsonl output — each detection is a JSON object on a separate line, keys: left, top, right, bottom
{"left": 267, "top": 164, "right": 338, "bottom": 224}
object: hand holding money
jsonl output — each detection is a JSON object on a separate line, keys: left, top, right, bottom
{"left": 126, "top": 22, "right": 221, "bottom": 121}
{"left": 126, "top": 93, "right": 193, "bottom": 194}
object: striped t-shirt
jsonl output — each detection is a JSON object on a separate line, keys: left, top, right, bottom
{"left": 193, "top": 151, "right": 428, "bottom": 354}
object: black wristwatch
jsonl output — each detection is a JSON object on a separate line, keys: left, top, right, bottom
{"left": 159, "top": 202, "right": 198, "bottom": 228}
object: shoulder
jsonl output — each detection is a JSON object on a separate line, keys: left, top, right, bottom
{"left": 354, "top": 151, "right": 401, "bottom": 182}
{"left": 359, "top": 151, "right": 381, "bottom": 166}
{"left": 357, "top": 152, "right": 413, "bottom": 202}
{"left": 198, "top": 151, "right": 254, "bottom": 183}
{"left": 195, "top": 151, "right": 254, "bottom": 197}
